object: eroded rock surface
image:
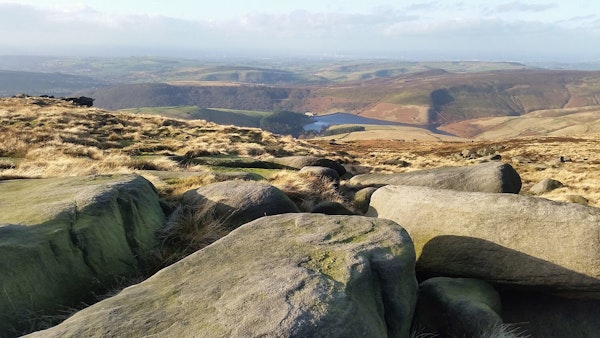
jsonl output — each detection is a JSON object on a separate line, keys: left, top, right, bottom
{"left": 349, "top": 161, "right": 522, "bottom": 193}
{"left": 367, "top": 185, "right": 600, "bottom": 294}
{"left": 26, "top": 214, "right": 417, "bottom": 338}
{"left": 0, "top": 175, "right": 165, "bottom": 336}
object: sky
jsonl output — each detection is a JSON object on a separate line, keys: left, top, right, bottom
{"left": 1, "top": 0, "right": 599, "bottom": 62}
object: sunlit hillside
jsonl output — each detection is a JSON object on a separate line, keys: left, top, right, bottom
{"left": 1, "top": 96, "right": 598, "bottom": 208}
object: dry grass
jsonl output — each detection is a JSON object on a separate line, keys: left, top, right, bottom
{"left": 157, "top": 201, "right": 229, "bottom": 266}
{"left": 313, "top": 135, "right": 600, "bottom": 207}
{"left": 0, "top": 96, "right": 324, "bottom": 184}
{"left": 2, "top": 96, "right": 598, "bottom": 209}
{"left": 268, "top": 170, "right": 349, "bottom": 211}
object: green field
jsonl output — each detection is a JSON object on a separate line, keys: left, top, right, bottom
{"left": 119, "top": 106, "right": 272, "bottom": 128}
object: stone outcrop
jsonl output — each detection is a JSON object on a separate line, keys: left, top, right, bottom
{"left": 310, "top": 201, "right": 354, "bottom": 215}
{"left": 26, "top": 214, "right": 418, "bottom": 338}
{"left": 352, "top": 187, "right": 378, "bottom": 214}
{"left": 349, "top": 161, "right": 522, "bottom": 193}
{"left": 270, "top": 155, "right": 347, "bottom": 176}
{"left": 0, "top": 175, "right": 165, "bottom": 336}
{"left": 529, "top": 178, "right": 564, "bottom": 194}
{"left": 367, "top": 185, "right": 600, "bottom": 294}
{"left": 413, "top": 277, "right": 503, "bottom": 337}
{"left": 179, "top": 180, "right": 299, "bottom": 230}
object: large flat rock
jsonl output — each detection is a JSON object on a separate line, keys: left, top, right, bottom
{"left": 367, "top": 185, "right": 600, "bottom": 295}
{"left": 349, "top": 161, "right": 522, "bottom": 193}
{"left": 0, "top": 175, "right": 165, "bottom": 336}
{"left": 26, "top": 214, "right": 417, "bottom": 338}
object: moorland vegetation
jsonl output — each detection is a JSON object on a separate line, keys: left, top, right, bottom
{"left": 2, "top": 57, "right": 600, "bottom": 337}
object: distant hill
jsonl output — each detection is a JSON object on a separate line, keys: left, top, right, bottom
{"left": 0, "top": 70, "right": 105, "bottom": 97}
{"left": 86, "top": 83, "right": 310, "bottom": 111}
{"left": 119, "top": 106, "right": 269, "bottom": 128}
{"left": 303, "top": 69, "right": 600, "bottom": 125}
{"left": 0, "top": 56, "right": 534, "bottom": 85}
{"left": 87, "top": 69, "right": 600, "bottom": 130}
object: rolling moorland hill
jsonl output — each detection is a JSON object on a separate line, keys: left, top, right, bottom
{"left": 82, "top": 69, "right": 600, "bottom": 133}
{"left": 0, "top": 56, "right": 535, "bottom": 85}
{"left": 3, "top": 56, "right": 599, "bottom": 139}
{"left": 0, "top": 70, "right": 105, "bottom": 97}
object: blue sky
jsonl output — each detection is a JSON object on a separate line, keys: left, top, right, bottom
{"left": 1, "top": 0, "right": 599, "bottom": 62}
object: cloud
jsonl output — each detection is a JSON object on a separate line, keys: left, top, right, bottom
{"left": 0, "top": 1, "right": 598, "bottom": 61}
{"left": 494, "top": 1, "right": 557, "bottom": 13}
{"left": 405, "top": 1, "right": 441, "bottom": 11}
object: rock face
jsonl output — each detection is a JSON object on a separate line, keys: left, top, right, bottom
{"left": 310, "top": 201, "right": 354, "bottom": 215}
{"left": 413, "top": 277, "right": 502, "bottom": 338}
{"left": 367, "top": 185, "right": 600, "bottom": 294}
{"left": 26, "top": 214, "right": 418, "bottom": 338}
{"left": 353, "top": 187, "right": 379, "bottom": 214}
{"left": 270, "top": 155, "right": 347, "bottom": 176}
{"left": 349, "top": 161, "right": 522, "bottom": 193}
{"left": 529, "top": 178, "right": 564, "bottom": 194}
{"left": 0, "top": 175, "right": 165, "bottom": 336}
{"left": 180, "top": 180, "right": 299, "bottom": 229}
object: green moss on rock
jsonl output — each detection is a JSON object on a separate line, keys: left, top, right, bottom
{"left": 0, "top": 175, "right": 165, "bottom": 336}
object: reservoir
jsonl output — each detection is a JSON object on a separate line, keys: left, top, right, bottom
{"left": 303, "top": 112, "right": 406, "bottom": 131}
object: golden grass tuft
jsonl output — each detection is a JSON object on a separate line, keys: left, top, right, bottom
{"left": 157, "top": 201, "right": 229, "bottom": 265}
{"left": 159, "top": 173, "right": 232, "bottom": 200}
{"left": 268, "top": 170, "right": 349, "bottom": 212}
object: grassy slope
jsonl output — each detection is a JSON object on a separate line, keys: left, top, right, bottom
{"left": 440, "top": 106, "right": 600, "bottom": 139}
{"left": 119, "top": 106, "right": 270, "bottom": 127}
{"left": 306, "top": 70, "right": 600, "bottom": 124}
{"left": 6, "top": 56, "right": 599, "bottom": 136}
{"left": 88, "top": 69, "right": 600, "bottom": 132}
{"left": 0, "top": 96, "right": 321, "bottom": 180}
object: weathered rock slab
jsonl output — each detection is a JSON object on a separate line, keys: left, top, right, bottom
{"left": 349, "top": 161, "right": 522, "bottom": 193}
{"left": 367, "top": 185, "right": 600, "bottom": 294}
{"left": 529, "top": 178, "right": 564, "bottom": 194}
{"left": 180, "top": 180, "right": 299, "bottom": 229}
{"left": 26, "top": 214, "right": 417, "bottom": 338}
{"left": 270, "top": 155, "right": 347, "bottom": 176}
{"left": 0, "top": 175, "right": 165, "bottom": 336}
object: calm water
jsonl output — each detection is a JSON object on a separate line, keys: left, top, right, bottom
{"left": 303, "top": 113, "right": 406, "bottom": 131}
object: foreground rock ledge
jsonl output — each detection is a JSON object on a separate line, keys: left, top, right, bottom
{"left": 0, "top": 175, "right": 165, "bottom": 336}
{"left": 367, "top": 185, "right": 600, "bottom": 294}
{"left": 26, "top": 214, "right": 417, "bottom": 338}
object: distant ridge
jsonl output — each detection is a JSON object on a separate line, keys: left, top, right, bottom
{"left": 86, "top": 69, "right": 600, "bottom": 129}
{"left": 0, "top": 70, "right": 105, "bottom": 97}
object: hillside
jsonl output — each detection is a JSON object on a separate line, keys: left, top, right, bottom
{"left": 1, "top": 96, "right": 598, "bottom": 209}
{"left": 0, "top": 70, "right": 105, "bottom": 97}
{"left": 83, "top": 69, "right": 600, "bottom": 135}
{"left": 305, "top": 69, "right": 600, "bottom": 124}
{"left": 84, "top": 83, "right": 310, "bottom": 111}
{"left": 0, "top": 56, "right": 533, "bottom": 85}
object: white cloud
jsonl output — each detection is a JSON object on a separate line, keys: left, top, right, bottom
{"left": 494, "top": 1, "right": 557, "bottom": 13}
{"left": 0, "top": 1, "right": 598, "bottom": 61}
